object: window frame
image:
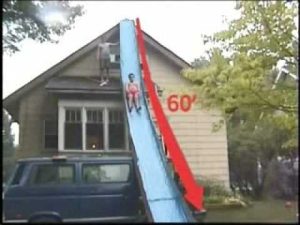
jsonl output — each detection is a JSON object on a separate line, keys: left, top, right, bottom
{"left": 58, "top": 100, "right": 129, "bottom": 152}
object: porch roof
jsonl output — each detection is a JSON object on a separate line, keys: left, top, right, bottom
{"left": 45, "top": 76, "right": 122, "bottom": 94}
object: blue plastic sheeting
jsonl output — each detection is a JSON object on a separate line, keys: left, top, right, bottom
{"left": 119, "top": 19, "right": 195, "bottom": 222}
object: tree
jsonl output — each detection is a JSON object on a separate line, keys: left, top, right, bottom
{"left": 191, "top": 56, "right": 210, "bottom": 69}
{"left": 3, "top": 1, "right": 84, "bottom": 54}
{"left": 228, "top": 110, "right": 294, "bottom": 198}
{"left": 183, "top": 1, "right": 298, "bottom": 149}
{"left": 2, "top": 109, "right": 16, "bottom": 182}
{"left": 183, "top": 1, "right": 298, "bottom": 198}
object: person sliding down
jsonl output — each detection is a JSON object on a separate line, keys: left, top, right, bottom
{"left": 126, "top": 73, "right": 142, "bottom": 113}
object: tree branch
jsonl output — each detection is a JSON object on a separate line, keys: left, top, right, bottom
{"left": 248, "top": 88, "right": 296, "bottom": 113}
{"left": 257, "top": 4, "right": 298, "bottom": 62}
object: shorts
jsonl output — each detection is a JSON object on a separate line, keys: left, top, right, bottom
{"left": 99, "top": 58, "right": 110, "bottom": 69}
{"left": 127, "top": 90, "right": 139, "bottom": 99}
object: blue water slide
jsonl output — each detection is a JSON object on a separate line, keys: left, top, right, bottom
{"left": 119, "top": 19, "right": 195, "bottom": 222}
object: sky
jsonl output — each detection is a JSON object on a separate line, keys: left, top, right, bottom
{"left": 3, "top": 1, "right": 240, "bottom": 144}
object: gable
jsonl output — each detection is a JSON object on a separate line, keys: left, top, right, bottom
{"left": 3, "top": 21, "right": 191, "bottom": 120}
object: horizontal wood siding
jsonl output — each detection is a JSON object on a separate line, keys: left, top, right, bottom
{"left": 147, "top": 46, "right": 230, "bottom": 188}
{"left": 18, "top": 84, "right": 58, "bottom": 158}
{"left": 59, "top": 50, "right": 120, "bottom": 78}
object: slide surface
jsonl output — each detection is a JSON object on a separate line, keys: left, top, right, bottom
{"left": 119, "top": 19, "right": 195, "bottom": 222}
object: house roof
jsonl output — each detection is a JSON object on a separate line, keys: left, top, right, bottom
{"left": 3, "top": 20, "right": 191, "bottom": 120}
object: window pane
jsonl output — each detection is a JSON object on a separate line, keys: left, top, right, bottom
{"left": 66, "top": 110, "right": 70, "bottom": 122}
{"left": 100, "top": 164, "right": 129, "bottom": 182}
{"left": 71, "top": 111, "right": 75, "bottom": 122}
{"left": 11, "top": 163, "right": 26, "bottom": 185}
{"left": 30, "top": 165, "right": 75, "bottom": 185}
{"left": 65, "top": 123, "right": 82, "bottom": 149}
{"left": 76, "top": 110, "right": 81, "bottom": 122}
{"left": 87, "top": 111, "right": 92, "bottom": 122}
{"left": 86, "top": 109, "right": 104, "bottom": 150}
{"left": 44, "top": 120, "right": 58, "bottom": 149}
{"left": 87, "top": 109, "right": 103, "bottom": 123}
{"left": 45, "top": 120, "right": 57, "bottom": 135}
{"left": 109, "top": 110, "right": 125, "bottom": 149}
{"left": 66, "top": 109, "right": 81, "bottom": 123}
{"left": 82, "top": 164, "right": 130, "bottom": 183}
{"left": 45, "top": 135, "right": 58, "bottom": 149}
{"left": 86, "top": 124, "right": 104, "bottom": 150}
{"left": 93, "top": 111, "right": 97, "bottom": 122}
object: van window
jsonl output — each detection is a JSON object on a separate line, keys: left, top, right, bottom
{"left": 11, "top": 163, "right": 26, "bottom": 185}
{"left": 29, "top": 164, "right": 75, "bottom": 185}
{"left": 82, "top": 164, "right": 130, "bottom": 183}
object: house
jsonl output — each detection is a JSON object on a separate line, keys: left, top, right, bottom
{"left": 3, "top": 23, "right": 230, "bottom": 188}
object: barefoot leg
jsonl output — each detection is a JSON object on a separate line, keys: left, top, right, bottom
{"left": 128, "top": 93, "right": 134, "bottom": 111}
{"left": 134, "top": 92, "right": 141, "bottom": 111}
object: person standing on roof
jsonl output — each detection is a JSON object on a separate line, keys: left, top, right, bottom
{"left": 97, "top": 39, "right": 119, "bottom": 86}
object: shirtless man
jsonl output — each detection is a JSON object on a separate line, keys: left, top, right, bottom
{"left": 97, "top": 40, "right": 119, "bottom": 86}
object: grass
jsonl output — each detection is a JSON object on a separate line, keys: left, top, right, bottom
{"left": 203, "top": 199, "right": 298, "bottom": 223}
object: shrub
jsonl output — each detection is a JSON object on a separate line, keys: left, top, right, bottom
{"left": 198, "top": 178, "right": 231, "bottom": 197}
{"left": 204, "top": 195, "right": 225, "bottom": 204}
{"left": 198, "top": 178, "right": 250, "bottom": 208}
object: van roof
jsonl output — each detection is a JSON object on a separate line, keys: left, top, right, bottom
{"left": 18, "top": 155, "right": 133, "bottom": 163}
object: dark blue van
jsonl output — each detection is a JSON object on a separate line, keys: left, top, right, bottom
{"left": 3, "top": 155, "right": 145, "bottom": 223}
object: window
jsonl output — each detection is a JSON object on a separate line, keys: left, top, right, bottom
{"left": 11, "top": 163, "right": 26, "bottom": 185}
{"left": 44, "top": 120, "right": 58, "bottom": 149}
{"left": 65, "top": 109, "right": 82, "bottom": 149}
{"left": 109, "top": 110, "right": 125, "bottom": 149}
{"left": 110, "top": 54, "right": 120, "bottom": 63}
{"left": 82, "top": 164, "right": 130, "bottom": 183}
{"left": 59, "top": 101, "right": 129, "bottom": 151}
{"left": 29, "top": 164, "right": 75, "bottom": 185}
{"left": 86, "top": 109, "right": 104, "bottom": 150}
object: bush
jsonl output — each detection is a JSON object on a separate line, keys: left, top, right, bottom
{"left": 198, "top": 178, "right": 250, "bottom": 208}
{"left": 198, "top": 179, "right": 231, "bottom": 197}
{"left": 205, "top": 195, "right": 225, "bottom": 204}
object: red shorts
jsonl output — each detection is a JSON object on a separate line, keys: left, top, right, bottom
{"left": 127, "top": 90, "right": 139, "bottom": 98}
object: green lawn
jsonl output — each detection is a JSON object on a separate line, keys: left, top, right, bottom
{"left": 204, "top": 199, "right": 298, "bottom": 223}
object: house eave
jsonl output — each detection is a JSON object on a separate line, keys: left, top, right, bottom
{"left": 47, "top": 89, "right": 122, "bottom": 95}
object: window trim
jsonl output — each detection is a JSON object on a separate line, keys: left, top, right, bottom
{"left": 58, "top": 99, "right": 129, "bottom": 152}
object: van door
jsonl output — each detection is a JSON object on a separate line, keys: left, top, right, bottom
{"left": 5, "top": 162, "right": 80, "bottom": 221}
{"left": 79, "top": 162, "right": 138, "bottom": 221}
